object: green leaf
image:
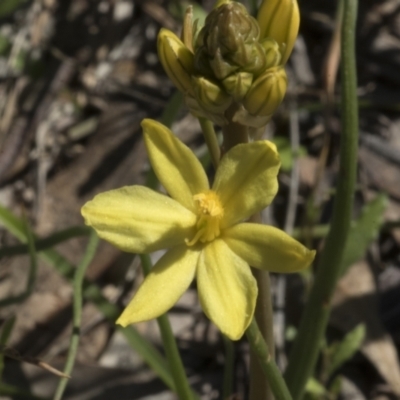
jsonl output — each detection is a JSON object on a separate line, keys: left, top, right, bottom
{"left": 340, "top": 194, "right": 387, "bottom": 275}
{"left": 326, "top": 324, "right": 366, "bottom": 378}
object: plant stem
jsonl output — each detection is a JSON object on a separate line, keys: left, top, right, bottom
{"left": 221, "top": 104, "right": 274, "bottom": 400}
{"left": 0, "top": 226, "right": 90, "bottom": 258}
{"left": 246, "top": 319, "right": 292, "bottom": 400}
{"left": 198, "top": 117, "right": 221, "bottom": 169}
{"left": 249, "top": 214, "right": 275, "bottom": 400}
{"left": 284, "top": 1, "right": 359, "bottom": 398}
{"left": 53, "top": 230, "right": 99, "bottom": 400}
{"left": 222, "top": 335, "right": 235, "bottom": 399}
{"left": 140, "top": 254, "right": 197, "bottom": 400}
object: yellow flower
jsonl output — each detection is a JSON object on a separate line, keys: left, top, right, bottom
{"left": 81, "top": 119, "right": 315, "bottom": 340}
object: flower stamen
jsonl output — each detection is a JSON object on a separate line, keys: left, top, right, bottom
{"left": 186, "top": 191, "right": 224, "bottom": 246}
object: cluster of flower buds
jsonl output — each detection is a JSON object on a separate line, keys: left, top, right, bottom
{"left": 158, "top": 0, "right": 299, "bottom": 128}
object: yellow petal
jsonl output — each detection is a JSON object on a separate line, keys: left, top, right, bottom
{"left": 82, "top": 186, "right": 196, "bottom": 253}
{"left": 213, "top": 141, "right": 280, "bottom": 228}
{"left": 224, "top": 223, "right": 316, "bottom": 273}
{"left": 197, "top": 239, "right": 257, "bottom": 340}
{"left": 142, "top": 119, "right": 209, "bottom": 212}
{"left": 117, "top": 246, "right": 200, "bottom": 326}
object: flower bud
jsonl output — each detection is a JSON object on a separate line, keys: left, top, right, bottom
{"left": 222, "top": 71, "right": 253, "bottom": 101}
{"left": 213, "top": 0, "right": 231, "bottom": 9}
{"left": 157, "top": 29, "right": 195, "bottom": 96}
{"left": 257, "top": 0, "right": 300, "bottom": 64}
{"left": 181, "top": 6, "right": 194, "bottom": 52}
{"left": 260, "top": 38, "right": 282, "bottom": 68}
{"left": 192, "top": 75, "right": 232, "bottom": 114}
{"left": 194, "top": 1, "right": 266, "bottom": 79}
{"left": 243, "top": 66, "right": 287, "bottom": 116}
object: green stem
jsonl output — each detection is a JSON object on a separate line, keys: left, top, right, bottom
{"left": 284, "top": 1, "right": 359, "bottom": 398}
{"left": 140, "top": 254, "right": 197, "bottom": 400}
{"left": 221, "top": 105, "right": 274, "bottom": 400}
{"left": 249, "top": 215, "right": 275, "bottom": 400}
{"left": 53, "top": 230, "right": 99, "bottom": 400}
{"left": 222, "top": 335, "right": 234, "bottom": 399}
{"left": 0, "top": 226, "right": 90, "bottom": 258}
{"left": 198, "top": 117, "right": 221, "bottom": 169}
{"left": 246, "top": 319, "right": 292, "bottom": 400}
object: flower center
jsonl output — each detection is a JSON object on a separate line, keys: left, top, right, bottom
{"left": 186, "top": 190, "right": 224, "bottom": 246}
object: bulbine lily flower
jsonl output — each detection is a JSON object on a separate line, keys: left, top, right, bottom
{"left": 81, "top": 119, "right": 315, "bottom": 340}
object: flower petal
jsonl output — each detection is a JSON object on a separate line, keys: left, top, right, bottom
{"left": 212, "top": 140, "right": 280, "bottom": 228}
{"left": 197, "top": 239, "right": 257, "bottom": 340}
{"left": 142, "top": 119, "right": 209, "bottom": 212}
{"left": 117, "top": 246, "right": 200, "bottom": 326}
{"left": 224, "top": 223, "right": 316, "bottom": 273}
{"left": 82, "top": 186, "right": 196, "bottom": 253}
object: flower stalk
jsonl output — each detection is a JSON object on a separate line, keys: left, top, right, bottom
{"left": 221, "top": 105, "right": 275, "bottom": 400}
{"left": 198, "top": 117, "right": 220, "bottom": 169}
{"left": 284, "top": 0, "right": 359, "bottom": 398}
{"left": 140, "top": 254, "right": 196, "bottom": 400}
{"left": 246, "top": 318, "right": 292, "bottom": 400}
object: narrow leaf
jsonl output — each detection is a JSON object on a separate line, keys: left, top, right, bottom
{"left": 326, "top": 324, "right": 366, "bottom": 378}
{"left": 340, "top": 194, "right": 387, "bottom": 275}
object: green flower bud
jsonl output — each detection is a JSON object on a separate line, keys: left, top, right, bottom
{"left": 194, "top": 1, "right": 266, "bottom": 79}
{"left": 192, "top": 75, "right": 232, "bottom": 114}
{"left": 182, "top": 6, "right": 194, "bottom": 52}
{"left": 257, "top": 0, "right": 300, "bottom": 64}
{"left": 260, "top": 37, "right": 282, "bottom": 68}
{"left": 157, "top": 29, "right": 195, "bottom": 96}
{"left": 222, "top": 71, "right": 253, "bottom": 101}
{"left": 243, "top": 66, "right": 287, "bottom": 116}
{"left": 206, "top": 47, "right": 239, "bottom": 80}
{"left": 212, "top": 0, "right": 231, "bottom": 9}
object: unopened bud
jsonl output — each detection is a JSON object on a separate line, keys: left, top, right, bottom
{"left": 260, "top": 38, "right": 282, "bottom": 68}
{"left": 192, "top": 76, "right": 232, "bottom": 114}
{"left": 243, "top": 66, "right": 287, "bottom": 116}
{"left": 195, "top": 2, "right": 265, "bottom": 78}
{"left": 181, "top": 6, "right": 194, "bottom": 52}
{"left": 157, "top": 29, "right": 195, "bottom": 96}
{"left": 208, "top": 48, "right": 239, "bottom": 80}
{"left": 257, "top": 0, "right": 300, "bottom": 64}
{"left": 213, "top": 0, "right": 231, "bottom": 9}
{"left": 222, "top": 72, "right": 253, "bottom": 101}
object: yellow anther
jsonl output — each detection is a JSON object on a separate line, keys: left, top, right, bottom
{"left": 186, "top": 191, "right": 224, "bottom": 246}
